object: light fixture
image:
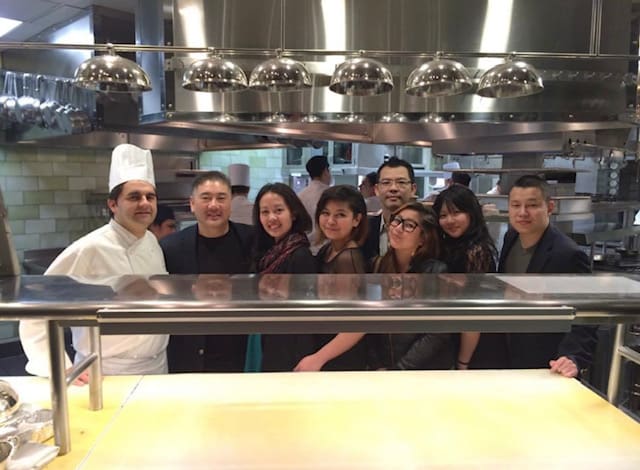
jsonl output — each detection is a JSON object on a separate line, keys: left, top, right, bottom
{"left": 208, "top": 113, "right": 239, "bottom": 123}
{"left": 405, "top": 53, "right": 473, "bottom": 97}
{"left": 419, "top": 113, "right": 446, "bottom": 123}
{"left": 249, "top": 50, "right": 312, "bottom": 92}
{"left": 476, "top": 56, "right": 544, "bottom": 98}
{"left": 0, "top": 17, "right": 22, "bottom": 38}
{"left": 263, "top": 112, "right": 289, "bottom": 123}
{"left": 73, "top": 44, "right": 151, "bottom": 92}
{"left": 342, "top": 113, "right": 367, "bottom": 123}
{"left": 329, "top": 52, "right": 393, "bottom": 96}
{"left": 182, "top": 49, "right": 247, "bottom": 92}
{"left": 380, "top": 113, "right": 408, "bottom": 123}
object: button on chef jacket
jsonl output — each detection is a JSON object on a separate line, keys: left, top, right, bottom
{"left": 19, "top": 219, "right": 169, "bottom": 377}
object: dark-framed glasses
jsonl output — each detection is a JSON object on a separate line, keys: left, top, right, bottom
{"left": 378, "top": 179, "right": 412, "bottom": 189}
{"left": 389, "top": 215, "right": 419, "bottom": 233}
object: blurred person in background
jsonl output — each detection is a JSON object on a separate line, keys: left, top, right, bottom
{"left": 228, "top": 163, "right": 254, "bottom": 225}
{"left": 359, "top": 171, "right": 382, "bottom": 213}
{"left": 149, "top": 204, "right": 177, "bottom": 240}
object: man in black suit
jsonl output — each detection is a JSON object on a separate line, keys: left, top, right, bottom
{"left": 160, "top": 171, "right": 254, "bottom": 373}
{"left": 361, "top": 157, "right": 417, "bottom": 262}
{"left": 498, "top": 175, "right": 597, "bottom": 378}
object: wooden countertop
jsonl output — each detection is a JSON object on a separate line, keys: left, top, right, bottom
{"left": 7, "top": 370, "right": 640, "bottom": 469}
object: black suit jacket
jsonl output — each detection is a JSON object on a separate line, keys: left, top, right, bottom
{"left": 361, "top": 214, "right": 383, "bottom": 266}
{"left": 160, "top": 222, "right": 254, "bottom": 274}
{"left": 159, "top": 222, "right": 254, "bottom": 373}
{"left": 498, "top": 224, "right": 597, "bottom": 370}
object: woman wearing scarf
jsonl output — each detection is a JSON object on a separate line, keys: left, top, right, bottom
{"left": 252, "top": 183, "right": 317, "bottom": 371}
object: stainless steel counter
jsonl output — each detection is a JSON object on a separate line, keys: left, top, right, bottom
{"left": 4, "top": 273, "right": 640, "bottom": 454}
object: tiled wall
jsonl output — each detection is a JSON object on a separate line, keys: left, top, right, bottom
{"left": 199, "top": 148, "right": 286, "bottom": 200}
{"left": 0, "top": 146, "right": 112, "bottom": 261}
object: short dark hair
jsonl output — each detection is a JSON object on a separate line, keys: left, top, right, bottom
{"left": 253, "top": 183, "right": 312, "bottom": 253}
{"left": 192, "top": 171, "right": 231, "bottom": 194}
{"left": 451, "top": 172, "right": 471, "bottom": 187}
{"left": 511, "top": 174, "right": 550, "bottom": 200}
{"left": 377, "top": 157, "right": 415, "bottom": 183}
{"left": 107, "top": 182, "right": 126, "bottom": 219}
{"left": 315, "top": 185, "right": 369, "bottom": 246}
{"left": 305, "top": 156, "right": 329, "bottom": 178}
{"left": 364, "top": 172, "right": 378, "bottom": 186}
{"left": 153, "top": 204, "right": 175, "bottom": 226}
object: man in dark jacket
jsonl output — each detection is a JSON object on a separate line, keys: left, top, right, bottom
{"left": 498, "top": 175, "right": 597, "bottom": 378}
{"left": 361, "top": 157, "right": 417, "bottom": 262}
{"left": 160, "top": 171, "right": 254, "bottom": 372}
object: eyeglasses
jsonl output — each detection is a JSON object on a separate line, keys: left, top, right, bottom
{"left": 389, "top": 215, "right": 420, "bottom": 233}
{"left": 378, "top": 179, "right": 412, "bottom": 189}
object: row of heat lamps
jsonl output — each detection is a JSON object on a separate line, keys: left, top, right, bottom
{"left": 73, "top": 45, "right": 544, "bottom": 99}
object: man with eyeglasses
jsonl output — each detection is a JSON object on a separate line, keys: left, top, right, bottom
{"left": 362, "top": 157, "right": 417, "bottom": 263}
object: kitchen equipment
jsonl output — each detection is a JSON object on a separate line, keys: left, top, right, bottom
{"left": 249, "top": 56, "right": 312, "bottom": 92}
{"left": 182, "top": 54, "right": 248, "bottom": 92}
{"left": 16, "top": 73, "right": 42, "bottom": 126}
{"left": 0, "top": 381, "right": 20, "bottom": 425}
{"left": 477, "top": 58, "right": 544, "bottom": 98}
{"left": 406, "top": 57, "right": 473, "bottom": 97}
{"left": 0, "top": 72, "right": 19, "bottom": 126}
{"left": 329, "top": 56, "right": 393, "bottom": 96}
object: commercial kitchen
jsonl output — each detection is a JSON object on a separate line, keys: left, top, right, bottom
{"left": 0, "top": 0, "right": 640, "bottom": 468}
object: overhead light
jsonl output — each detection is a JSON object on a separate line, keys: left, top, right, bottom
{"left": 73, "top": 44, "right": 151, "bottom": 93}
{"left": 419, "top": 113, "right": 446, "bottom": 123}
{"left": 182, "top": 50, "right": 247, "bottom": 92}
{"left": 380, "top": 113, "right": 408, "bottom": 122}
{"left": 249, "top": 51, "right": 312, "bottom": 92}
{"left": 406, "top": 54, "right": 473, "bottom": 97}
{"left": 329, "top": 53, "right": 393, "bottom": 96}
{"left": 208, "top": 113, "right": 239, "bottom": 123}
{"left": 263, "top": 112, "right": 289, "bottom": 123}
{"left": 476, "top": 57, "right": 544, "bottom": 98}
{"left": 0, "top": 18, "right": 22, "bottom": 38}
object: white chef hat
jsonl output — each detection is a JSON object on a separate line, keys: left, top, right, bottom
{"left": 228, "top": 163, "right": 250, "bottom": 187}
{"left": 109, "top": 144, "right": 155, "bottom": 192}
{"left": 442, "top": 161, "right": 460, "bottom": 179}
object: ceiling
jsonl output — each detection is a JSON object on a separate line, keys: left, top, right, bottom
{"left": 0, "top": 0, "right": 134, "bottom": 41}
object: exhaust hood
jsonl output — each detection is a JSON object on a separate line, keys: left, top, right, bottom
{"left": 0, "top": 0, "right": 637, "bottom": 155}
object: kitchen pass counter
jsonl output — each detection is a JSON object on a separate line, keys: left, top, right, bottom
{"left": 8, "top": 370, "right": 640, "bottom": 469}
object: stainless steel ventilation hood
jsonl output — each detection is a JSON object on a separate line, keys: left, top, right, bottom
{"left": 1, "top": 0, "right": 638, "bottom": 155}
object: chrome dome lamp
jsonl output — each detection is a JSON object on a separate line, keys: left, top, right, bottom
{"left": 73, "top": 44, "right": 151, "bottom": 92}
{"left": 249, "top": 50, "right": 312, "bottom": 92}
{"left": 406, "top": 53, "right": 473, "bottom": 97}
{"left": 329, "top": 52, "right": 394, "bottom": 96}
{"left": 476, "top": 56, "right": 544, "bottom": 98}
{"left": 182, "top": 49, "right": 248, "bottom": 92}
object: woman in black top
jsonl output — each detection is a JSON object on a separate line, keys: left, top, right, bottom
{"left": 433, "top": 184, "right": 505, "bottom": 369}
{"left": 368, "top": 202, "right": 453, "bottom": 370}
{"left": 307, "top": 185, "right": 368, "bottom": 371}
{"left": 253, "top": 183, "right": 316, "bottom": 372}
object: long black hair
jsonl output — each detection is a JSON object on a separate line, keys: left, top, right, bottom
{"left": 432, "top": 185, "right": 497, "bottom": 273}
{"left": 252, "top": 183, "right": 312, "bottom": 256}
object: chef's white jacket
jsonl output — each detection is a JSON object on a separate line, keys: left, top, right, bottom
{"left": 19, "top": 219, "right": 169, "bottom": 377}
{"left": 297, "top": 179, "right": 329, "bottom": 253}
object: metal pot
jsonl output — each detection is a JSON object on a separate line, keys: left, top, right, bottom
{"left": 16, "top": 73, "right": 42, "bottom": 126}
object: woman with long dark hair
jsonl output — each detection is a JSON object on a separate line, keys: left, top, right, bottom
{"left": 253, "top": 183, "right": 316, "bottom": 371}
{"left": 368, "top": 202, "right": 453, "bottom": 370}
{"left": 433, "top": 184, "right": 504, "bottom": 369}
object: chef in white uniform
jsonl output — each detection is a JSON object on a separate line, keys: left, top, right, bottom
{"left": 19, "top": 144, "right": 169, "bottom": 380}
{"left": 228, "top": 163, "right": 254, "bottom": 225}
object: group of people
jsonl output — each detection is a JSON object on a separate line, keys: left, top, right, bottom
{"left": 19, "top": 145, "right": 597, "bottom": 383}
